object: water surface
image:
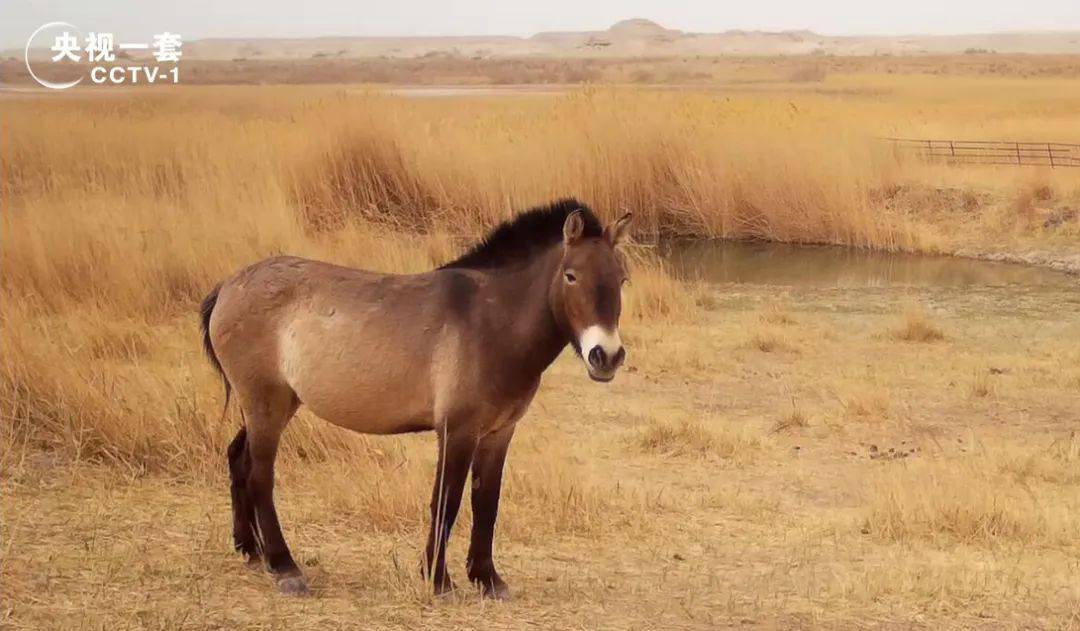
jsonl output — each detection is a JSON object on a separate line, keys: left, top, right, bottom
{"left": 661, "top": 240, "right": 1077, "bottom": 288}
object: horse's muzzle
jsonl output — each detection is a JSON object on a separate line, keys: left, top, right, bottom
{"left": 587, "top": 344, "right": 625, "bottom": 382}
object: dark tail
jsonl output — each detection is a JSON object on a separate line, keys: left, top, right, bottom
{"left": 200, "top": 283, "right": 232, "bottom": 417}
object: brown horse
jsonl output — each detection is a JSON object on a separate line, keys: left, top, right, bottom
{"left": 199, "top": 200, "right": 631, "bottom": 597}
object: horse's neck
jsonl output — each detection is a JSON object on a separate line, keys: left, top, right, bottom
{"left": 486, "top": 247, "right": 568, "bottom": 377}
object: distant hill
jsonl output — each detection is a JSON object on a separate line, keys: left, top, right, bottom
{"left": 9, "top": 19, "right": 1080, "bottom": 60}
{"left": 175, "top": 19, "right": 1080, "bottom": 60}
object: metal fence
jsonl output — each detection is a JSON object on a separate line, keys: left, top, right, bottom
{"left": 884, "top": 138, "right": 1080, "bottom": 168}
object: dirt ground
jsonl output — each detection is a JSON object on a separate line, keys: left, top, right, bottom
{"left": 5, "top": 280, "right": 1079, "bottom": 630}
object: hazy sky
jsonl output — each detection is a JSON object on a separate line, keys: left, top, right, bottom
{"left": 4, "top": 0, "right": 1080, "bottom": 49}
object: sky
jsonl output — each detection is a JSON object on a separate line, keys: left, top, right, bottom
{"left": 4, "top": 0, "right": 1080, "bottom": 49}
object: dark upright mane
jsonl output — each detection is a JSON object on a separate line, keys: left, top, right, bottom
{"left": 440, "top": 198, "right": 603, "bottom": 270}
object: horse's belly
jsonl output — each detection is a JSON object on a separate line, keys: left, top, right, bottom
{"left": 279, "top": 320, "right": 437, "bottom": 435}
{"left": 310, "top": 389, "right": 434, "bottom": 434}
{"left": 289, "top": 364, "right": 436, "bottom": 434}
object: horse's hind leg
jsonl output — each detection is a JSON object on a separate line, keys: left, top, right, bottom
{"left": 240, "top": 386, "right": 306, "bottom": 595}
{"left": 227, "top": 427, "right": 259, "bottom": 563}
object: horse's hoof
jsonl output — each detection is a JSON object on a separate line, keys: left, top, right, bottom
{"left": 471, "top": 573, "right": 511, "bottom": 600}
{"left": 483, "top": 582, "right": 511, "bottom": 601}
{"left": 276, "top": 575, "right": 309, "bottom": 596}
{"left": 433, "top": 578, "right": 457, "bottom": 598}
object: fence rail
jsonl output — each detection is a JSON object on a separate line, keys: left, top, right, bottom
{"left": 883, "top": 138, "right": 1080, "bottom": 167}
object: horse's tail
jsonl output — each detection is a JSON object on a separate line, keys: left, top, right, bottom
{"left": 199, "top": 283, "right": 232, "bottom": 419}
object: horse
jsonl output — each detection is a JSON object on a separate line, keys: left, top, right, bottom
{"left": 199, "top": 199, "right": 632, "bottom": 597}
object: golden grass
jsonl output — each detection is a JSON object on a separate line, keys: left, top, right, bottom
{"left": 891, "top": 303, "right": 947, "bottom": 342}
{"left": 5, "top": 53, "right": 1077, "bottom": 88}
{"left": 835, "top": 384, "right": 892, "bottom": 423}
{"left": 620, "top": 253, "right": 702, "bottom": 324}
{"left": 968, "top": 368, "right": 999, "bottom": 399}
{"left": 863, "top": 452, "right": 1080, "bottom": 547}
{"left": 4, "top": 76, "right": 1079, "bottom": 305}
{"left": 5, "top": 280, "right": 1080, "bottom": 627}
{"left": 632, "top": 412, "right": 764, "bottom": 462}
{"left": 742, "top": 325, "right": 799, "bottom": 353}
{"left": 995, "top": 433, "right": 1080, "bottom": 486}
{"left": 772, "top": 397, "right": 811, "bottom": 433}
{"left": 758, "top": 300, "right": 797, "bottom": 325}
{"left": 2, "top": 73, "right": 1080, "bottom": 627}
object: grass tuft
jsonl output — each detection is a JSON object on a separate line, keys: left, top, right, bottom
{"left": 772, "top": 398, "right": 811, "bottom": 433}
{"left": 837, "top": 385, "right": 891, "bottom": 422}
{"left": 622, "top": 253, "right": 702, "bottom": 324}
{"left": 892, "top": 304, "right": 946, "bottom": 342}
{"left": 743, "top": 325, "right": 798, "bottom": 353}
{"left": 758, "top": 301, "right": 797, "bottom": 325}
{"left": 968, "top": 368, "right": 998, "bottom": 399}
{"left": 633, "top": 414, "right": 762, "bottom": 462}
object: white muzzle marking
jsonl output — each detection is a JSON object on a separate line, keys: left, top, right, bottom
{"left": 579, "top": 325, "right": 621, "bottom": 362}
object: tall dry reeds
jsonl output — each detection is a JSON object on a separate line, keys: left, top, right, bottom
{"left": 0, "top": 84, "right": 1074, "bottom": 470}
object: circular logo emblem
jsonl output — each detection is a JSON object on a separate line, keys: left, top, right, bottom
{"left": 25, "top": 22, "right": 86, "bottom": 90}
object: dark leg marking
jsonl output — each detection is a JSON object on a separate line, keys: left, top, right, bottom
{"left": 227, "top": 427, "right": 259, "bottom": 562}
{"left": 466, "top": 424, "right": 515, "bottom": 600}
{"left": 243, "top": 391, "right": 305, "bottom": 595}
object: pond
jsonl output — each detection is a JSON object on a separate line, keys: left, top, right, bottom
{"left": 659, "top": 240, "right": 1078, "bottom": 288}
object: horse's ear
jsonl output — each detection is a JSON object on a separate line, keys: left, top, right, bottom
{"left": 605, "top": 212, "right": 633, "bottom": 246}
{"left": 563, "top": 210, "right": 585, "bottom": 245}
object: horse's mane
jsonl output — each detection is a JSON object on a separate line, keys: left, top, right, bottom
{"left": 439, "top": 198, "right": 603, "bottom": 270}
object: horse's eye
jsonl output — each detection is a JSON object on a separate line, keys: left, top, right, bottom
{"left": 564, "top": 271, "right": 577, "bottom": 284}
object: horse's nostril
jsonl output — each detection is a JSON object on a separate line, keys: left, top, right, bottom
{"left": 612, "top": 346, "right": 626, "bottom": 367}
{"left": 588, "top": 346, "right": 606, "bottom": 369}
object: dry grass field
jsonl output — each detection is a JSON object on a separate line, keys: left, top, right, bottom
{"left": 5, "top": 52, "right": 1080, "bottom": 88}
{"left": 2, "top": 66, "right": 1080, "bottom": 628}
{"left": 167, "top": 53, "right": 1080, "bottom": 86}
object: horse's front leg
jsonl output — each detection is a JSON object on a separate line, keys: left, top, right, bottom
{"left": 423, "top": 425, "right": 476, "bottom": 594}
{"left": 466, "top": 423, "right": 516, "bottom": 600}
